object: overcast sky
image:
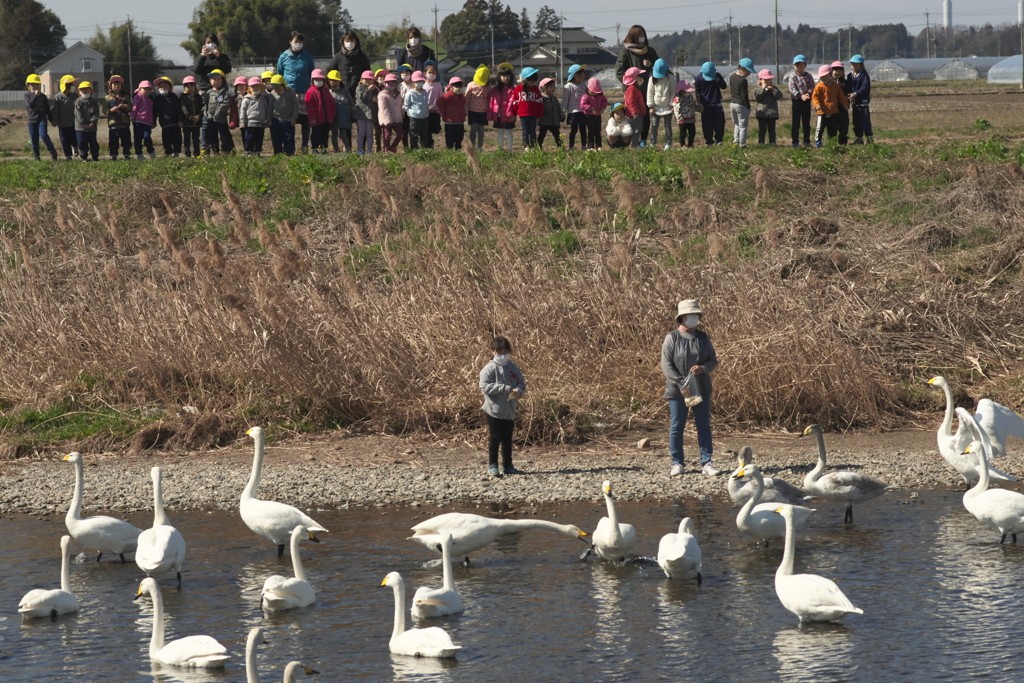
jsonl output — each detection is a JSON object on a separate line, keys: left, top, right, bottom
{"left": 48, "top": 0, "right": 1023, "bottom": 65}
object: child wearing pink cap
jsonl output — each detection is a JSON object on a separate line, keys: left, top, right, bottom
{"left": 354, "top": 70, "right": 378, "bottom": 155}
{"left": 580, "top": 78, "right": 608, "bottom": 150}
{"left": 305, "top": 69, "right": 336, "bottom": 153}
{"left": 103, "top": 76, "right": 132, "bottom": 161}
{"left": 811, "top": 65, "right": 849, "bottom": 146}
{"left": 378, "top": 73, "right": 404, "bottom": 153}
{"left": 405, "top": 70, "right": 431, "bottom": 150}
{"left": 622, "top": 67, "right": 647, "bottom": 148}
{"left": 671, "top": 80, "right": 698, "bottom": 148}
{"left": 180, "top": 76, "right": 203, "bottom": 157}
{"left": 130, "top": 80, "right": 156, "bottom": 159}
{"left": 753, "top": 69, "right": 783, "bottom": 146}
{"left": 537, "top": 77, "right": 562, "bottom": 149}
{"left": 436, "top": 77, "right": 467, "bottom": 149}
{"left": 240, "top": 76, "right": 273, "bottom": 156}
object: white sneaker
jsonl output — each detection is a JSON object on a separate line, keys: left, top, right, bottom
{"left": 669, "top": 464, "right": 683, "bottom": 477}
{"left": 702, "top": 463, "right": 721, "bottom": 477}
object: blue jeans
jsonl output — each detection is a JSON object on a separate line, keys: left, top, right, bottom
{"left": 520, "top": 115, "right": 538, "bottom": 148}
{"left": 28, "top": 120, "right": 56, "bottom": 159}
{"left": 270, "top": 119, "right": 295, "bottom": 155}
{"left": 668, "top": 396, "right": 713, "bottom": 467}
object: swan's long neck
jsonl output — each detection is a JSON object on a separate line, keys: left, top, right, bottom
{"left": 283, "top": 662, "right": 302, "bottom": 683}
{"left": 778, "top": 514, "right": 796, "bottom": 577}
{"left": 152, "top": 470, "right": 168, "bottom": 527}
{"left": 805, "top": 431, "right": 827, "bottom": 486}
{"left": 495, "top": 518, "right": 573, "bottom": 534}
{"left": 966, "top": 445, "right": 991, "bottom": 501}
{"left": 245, "top": 631, "right": 261, "bottom": 683}
{"left": 148, "top": 584, "right": 166, "bottom": 655}
{"left": 243, "top": 434, "right": 265, "bottom": 501}
{"left": 291, "top": 530, "right": 307, "bottom": 583}
{"left": 67, "top": 459, "right": 84, "bottom": 524}
{"left": 60, "top": 540, "right": 72, "bottom": 594}
{"left": 737, "top": 471, "right": 763, "bottom": 525}
{"left": 391, "top": 579, "right": 406, "bottom": 640}
{"left": 441, "top": 538, "right": 454, "bottom": 591}
{"left": 604, "top": 492, "right": 623, "bottom": 542}
{"left": 939, "top": 381, "right": 955, "bottom": 438}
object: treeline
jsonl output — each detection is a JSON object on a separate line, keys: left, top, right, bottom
{"left": 651, "top": 22, "right": 1024, "bottom": 67}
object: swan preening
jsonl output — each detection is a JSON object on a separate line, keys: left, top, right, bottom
{"left": 412, "top": 533, "right": 464, "bottom": 619}
{"left": 657, "top": 518, "right": 702, "bottom": 583}
{"left": 136, "top": 467, "right": 187, "bottom": 588}
{"left": 732, "top": 465, "right": 814, "bottom": 546}
{"left": 382, "top": 572, "right": 461, "bottom": 658}
{"left": 135, "top": 577, "right": 230, "bottom": 668}
{"left": 929, "top": 376, "right": 1024, "bottom": 466}
{"left": 775, "top": 506, "right": 863, "bottom": 624}
{"left": 960, "top": 419, "right": 1024, "bottom": 544}
{"left": 242, "top": 427, "right": 328, "bottom": 557}
{"left": 583, "top": 480, "right": 637, "bottom": 562}
{"left": 18, "top": 535, "right": 79, "bottom": 619}
{"left": 63, "top": 452, "right": 142, "bottom": 562}
{"left": 262, "top": 525, "right": 317, "bottom": 611}
{"left": 936, "top": 402, "right": 1016, "bottom": 484}
{"left": 727, "top": 447, "right": 811, "bottom": 506}
{"left": 800, "top": 425, "right": 893, "bottom": 523}
{"left": 245, "top": 627, "right": 319, "bottom": 682}
{"left": 409, "top": 512, "right": 588, "bottom": 566}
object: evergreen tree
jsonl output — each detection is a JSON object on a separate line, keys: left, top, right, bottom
{"left": 89, "top": 20, "right": 160, "bottom": 83}
{"left": 0, "top": 0, "right": 67, "bottom": 89}
{"left": 533, "top": 6, "right": 561, "bottom": 36}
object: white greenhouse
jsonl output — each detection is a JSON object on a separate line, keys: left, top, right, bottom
{"left": 987, "top": 55, "right": 1024, "bottom": 84}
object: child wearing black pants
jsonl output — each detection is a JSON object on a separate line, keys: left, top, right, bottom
{"left": 479, "top": 336, "right": 527, "bottom": 477}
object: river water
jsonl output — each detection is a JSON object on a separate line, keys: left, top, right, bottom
{"left": 1, "top": 491, "right": 1022, "bottom": 682}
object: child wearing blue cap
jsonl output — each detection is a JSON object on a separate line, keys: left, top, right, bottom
{"left": 562, "top": 64, "right": 587, "bottom": 150}
{"left": 729, "top": 58, "right": 755, "bottom": 148}
{"left": 848, "top": 55, "right": 872, "bottom": 144}
{"left": 511, "top": 67, "right": 544, "bottom": 149}
{"left": 646, "top": 59, "right": 676, "bottom": 150}
{"left": 694, "top": 62, "right": 727, "bottom": 146}
{"left": 786, "top": 55, "right": 815, "bottom": 147}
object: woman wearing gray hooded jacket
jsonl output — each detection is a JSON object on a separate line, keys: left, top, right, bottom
{"left": 479, "top": 336, "right": 527, "bottom": 477}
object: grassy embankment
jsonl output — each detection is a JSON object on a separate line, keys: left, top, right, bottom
{"left": 1, "top": 95, "right": 1024, "bottom": 454}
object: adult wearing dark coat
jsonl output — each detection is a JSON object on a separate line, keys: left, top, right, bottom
{"left": 395, "top": 27, "right": 436, "bottom": 74}
{"left": 615, "top": 24, "right": 659, "bottom": 146}
{"left": 327, "top": 30, "right": 372, "bottom": 97}
{"left": 191, "top": 33, "right": 232, "bottom": 93}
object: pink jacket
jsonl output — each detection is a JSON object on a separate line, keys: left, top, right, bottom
{"left": 378, "top": 88, "right": 403, "bottom": 126}
{"left": 487, "top": 86, "right": 516, "bottom": 123}
{"left": 424, "top": 81, "right": 443, "bottom": 113}
{"left": 465, "top": 82, "right": 491, "bottom": 113}
{"left": 130, "top": 93, "right": 155, "bottom": 126}
{"left": 580, "top": 92, "right": 608, "bottom": 116}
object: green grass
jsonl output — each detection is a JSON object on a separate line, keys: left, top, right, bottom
{"left": 0, "top": 400, "right": 154, "bottom": 446}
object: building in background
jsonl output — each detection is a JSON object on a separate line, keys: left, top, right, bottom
{"left": 36, "top": 42, "right": 105, "bottom": 96}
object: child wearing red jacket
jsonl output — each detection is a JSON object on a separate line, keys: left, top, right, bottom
{"left": 488, "top": 63, "right": 517, "bottom": 151}
{"left": 622, "top": 67, "right": 647, "bottom": 148}
{"left": 437, "top": 77, "right": 467, "bottom": 150}
{"left": 305, "top": 69, "right": 336, "bottom": 153}
{"left": 510, "top": 67, "right": 544, "bottom": 149}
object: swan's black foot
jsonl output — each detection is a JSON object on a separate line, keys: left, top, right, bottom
{"left": 844, "top": 506, "right": 853, "bottom": 524}
{"left": 764, "top": 539, "right": 770, "bottom": 549}
{"left": 119, "top": 553, "right": 127, "bottom": 564}
{"left": 1015, "top": 534, "right": 1019, "bottom": 544}
{"left": 277, "top": 544, "right": 286, "bottom": 558}
{"left": 50, "top": 609, "right": 57, "bottom": 621}
{"left": 463, "top": 557, "right": 471, "bottom": 567}
{"left": 96, "top": 552, "right": 102, "bottom": 563}
{"left": 696, "top": 572, "right": 703, "bottom": 585}
{"left": 176, "top": 571, "right": 182, "bottom": 590}
{"left": 1000, "top": 533, "right": 1007, "bottom": 544}
{"left": 579, "top": 545, "right": 595, "bottom": 562}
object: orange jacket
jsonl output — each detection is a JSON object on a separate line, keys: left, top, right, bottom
{"left": 811, "top": 80, "right": 848, "bottom": 116}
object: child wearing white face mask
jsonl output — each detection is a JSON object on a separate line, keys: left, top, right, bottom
{"left": 152, "top": 77, "right": 182, "bottom": 157}
{"left": 479, "top": 336, "right": 527, "bottom": 477}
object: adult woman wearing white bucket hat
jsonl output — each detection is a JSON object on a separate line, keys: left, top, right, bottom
{"left": 661, "top": 300, "right": 719, "bottom": 477}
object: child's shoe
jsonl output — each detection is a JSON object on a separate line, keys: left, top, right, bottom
{"left": 664, "top": 143, "right": 671, "bottom": 151}
{"left": 488, "top": 465, "right": 501, "bottom": 477}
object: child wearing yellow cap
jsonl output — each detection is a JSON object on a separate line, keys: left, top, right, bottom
{"left": 328, "top": 70, "right": 353, "bottom": 153}
{"left": 24, "top": 74, "right": 57, "bottom": 160}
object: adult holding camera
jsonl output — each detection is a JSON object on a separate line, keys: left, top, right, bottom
{"left": 327, "top": 30, "right": 371, "bottom": 97}
{"left": 277, "top": 31, "right": 316, "bottom": 153}
{"left": 661, "top": 300, "right": 719, "bottom": 478}
{"left": 191, "top": 34, "right": 232, "bottom": 92}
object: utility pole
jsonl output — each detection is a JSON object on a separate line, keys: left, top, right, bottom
{"left": 728, "top": 13, "right": 732, "bottom": 65}
{"left": 708, "top": 19, "right": 713, "bottom": 63}
{"left": 774, "top": 0, "right": 779, "bottom": 84}
{"left": 490, "top": 24, "right": 495, "bottom": 67}
{"left": 432, "top": 5, "right": 439, "bottom": 54}
{"left": 559, "top": 15, "right": 564, "bottom": 88}
{"left": 925, "top": 11, "right": 931, "bottom": 58}
{"left": 837, "top": 30, "right": 841, "bottom": 62}
{"left": 1020, "top": 17, "right": 1023, "bottom": 90}
{"left": 126, "top": 15, "right": 133, "bottom": 89}
{"left": 330, "top": 20, "right": 335, "bottom": 55}
{"left": 738, "top": 26, "right": 742, "bottom": 61}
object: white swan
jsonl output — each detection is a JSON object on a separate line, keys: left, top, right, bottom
{"left": 800, "top": 425, "right": 893, "bottom": 523}
{"left": 583, "top": 480, "right": 637, "bottom": 562}
{"left": 727, "top": 447, "right": 811, "bottom": 506}
{"left": 657, "top": 518, "right": 702, "bottom": 583}
{"left": 411, "top": 533, "right": 464, "bottom": 619}
{"left": 135, "top": 577, "right": 229, "bottom": 668}
{"left": 775, "top": 505, "right": 863, "bottom": 624}
{"left": 938, "top": 405, "right": 1015, "bottom": 485}
{"left": 381, "top": 572, "right": 461, "bottom": 658}
{"left": 242, "top": 427, "right": 328, "bottom": 557}
{"left": 409, "top": 512, "right": 588, "bottom": 566}
{"left": 960, "top": 419, "right": 1024, "bottom": 544}
{"left": 63, "top": 452, "right": 141, "bottom": 562}
{"left": 18, "top": 535, "right": 79, "bottom": 619}
{"left": 732, "top": 464, "right": 815, "bottom": 546}
{"left": 245, "top": 627, "right": 319, "bottom": 682}
{"left": 930, "top": 375, "right": 1024, "bottom": 461}
{"left": 136, "top": 467, "right": 187, "bottom": 588}
{"left": 262, "top": 525, "right": 317, "bottom": 611}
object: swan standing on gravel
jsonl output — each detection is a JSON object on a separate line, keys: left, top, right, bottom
{"left": 960, "top": 421, "right": 1024, "bottom": 544}
{"left": 727, "top": 447, "right": 812, "bottom": 506}
{"left": 18, "top": 535, "right": 79, "bottom": 619}
{"left": 582, "top": 481, "right": 637, "bottom": 562}
{"left": 775, "top": 506, "right": 863, "bottom": 624}
{"left": 934, "top": 399, "right": 1016, "bottom": 484}
{"left": 929, "top": 375, "right": 1024, "bottom": 462}
{"left": 412, "top": 533, "right": 463, "bottom": 619}
{"left": 381, "top": 572, "right": 461, "bottom": 658}
{"left": 409, "top": 512, "right": 588, "bottom": 566}
{"left": 245, "top": 627, "right": 319, "bottom": 682}
{"left": 242, "top": 427, "right": 328, "bottom": 557}
{"left": 63, "top": 452, "right": 141, "bottom": 562}
{"left": 657, "top": 518, "right": 702, "bottom": 583}
{"left": 136, "top": 467, "right": 186, "bottom": 588}
{"left": 135, "top": 577, "right": 230, "bottom": 668}
{"left": 262, "top": 525, "right": 317, "bottom": 611}
{"left": 732, "top": 465, "right": 815, "bottom": 546}
{"left": 800, "top": 425, "right": 893, "bottom": 523}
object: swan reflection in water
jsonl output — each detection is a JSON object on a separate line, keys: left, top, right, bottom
{"left": 145, "top": 663, "right": 230, "bottom": 682}
{"left": 390, "top": 652, "right": 458, "bottom": 681}
{"left": 772, "top": 624, "right": 855, "bottom": 683}
{"left": 589, "top": 563, "right": 631, "bottom": 653}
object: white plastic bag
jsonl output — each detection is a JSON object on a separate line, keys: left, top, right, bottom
{"left": 680, "top": 372, "right": 703, "bottom": 407}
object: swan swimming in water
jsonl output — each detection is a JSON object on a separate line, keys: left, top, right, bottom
{"left": 242, "top": 427, "right": 328, "bottom": 557}
{"left": 582, "top": 480, "right": 637, "bottom": 562}
{"left": 135, "top": 577, "right": 230, "bottom": 668}
{"left": 381, "top": 572, "right": 461, "bottom": 658}
{"left": 18, "top": 535, "right": 79, "bottom": 619}
{"left": 411, "top": 533, "right": 463, "bottom": 619}
{"left": 135, "top": 466, "right": 187, "bottom": 588}
{"left": 800, "top": 425, "right": 893, "bottom": 523}
{"left": 244, "top": 626, "right": 319, "bottom": 682}
{"left": 261, "top": 525, "right": 317, "bottom": 611}
{"left": 726, "top": 447, "right": 811, "bottom": 506}
{"left": 63, "top": 451, "right": 141, "bottom": 562}
{"left": 657, "top": 518, "right": 702, "bottom": 583}
{"left": 732, "top": 464, "right": 814, "bottom": 546}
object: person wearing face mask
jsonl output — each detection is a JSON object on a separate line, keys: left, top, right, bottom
{"left": 622, "top": 67, "right": 647, "bottom": 148}
{"left": 479, "top": 336, "right": 527, "bottom": 477}
{"left": 304, "top": 69, "right": 336, "bottom": 154}
{"left": 436, "top": 77, "right": 466, "bottom": 150}
{"left": 404, "top": 71, "right": 430, "bottom": 150}
{"left": 396, "top": 27, "right": 436, "bottom": 75}
{"left": 73, "top": 82, "right": 101, "bottom": 161}
{"left": 661, "top": 300, "right": 720, "bottom": 478}
{"left": 377, "top": 73, "right": 404, "bottom": 153}
{"left": 277, "top": 31, "right": 316, "bottom": 152}
{"left": 152, "top": 77, "right": 183, "bottom": 157}
{"left": 327, "top": 31, "right": 371, "bottom": 98}
{"left": 191, "top": 34, "right": 233, "bottom": 92}
{"left": 615, "top": 24, "right": 659, "bottom": 146}
{"left": 422, "top": 61, "right": 442, "bottom": 147}
{"left": 50, "top": 75, "right": 80, "bottom": 160}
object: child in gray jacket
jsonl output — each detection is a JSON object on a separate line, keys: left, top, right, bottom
{"left": 239, "top": 77, "right": 273, "bottom": 156}
{"left": 753, "top": 69, "right": 784, "bottom": 146}
{"left": 479, "top": 336, "right": 527, "bottom": 477}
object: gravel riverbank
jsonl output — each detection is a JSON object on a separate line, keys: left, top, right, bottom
{"left": 1, "top": 429, "right": 1019, "bottom": 517}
